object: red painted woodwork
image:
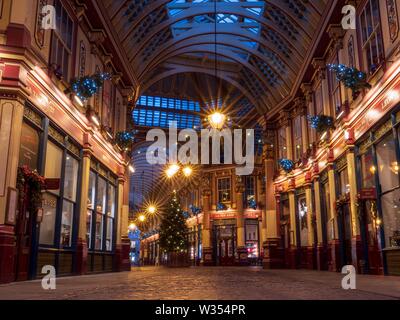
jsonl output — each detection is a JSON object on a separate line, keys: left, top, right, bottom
{"left": 328, "top": 240, "right": 341, "bottom": 272}
{"left": 262, "top": 239, "right": 284, "bottom": 269}
{"left": 6, "top": 23, "right": 31, "bottom": 48}
{"left": 0, "top": 225, "right": 15, "bottom": 284}
{"left": 235, "top": 247, "right": 249, "bottom": 266}
{"left": 115, "top": 239, "right": 131, "bottom": 272}
{"left": 75, "top": 238, "right": 88, "bottom": 275}
{"left": 201, "top": 247, "right": 214, "bottom": 266}
{"left": 316, "top": 245, "right": 328, "bottom": 271}
{"left": 14, "top": 183, "right": 35, "bottom": 281}
{"left": 351, "top": 236, "right": 364, "bottom": 274}
{"left": 287, "top": 246, "right": 299, "bottom": 269}
{"left": 304, "top": 247, "right": 316, "bottom": 270}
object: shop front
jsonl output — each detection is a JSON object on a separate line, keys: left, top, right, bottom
{"left": 212, "top": 220, "right": 237, "bottom": 266}
{"left": 356, "top": 107, "right": 400, "bottom": 275}
{"left": 15, "top": 102, "right": 122, "bottom": 279}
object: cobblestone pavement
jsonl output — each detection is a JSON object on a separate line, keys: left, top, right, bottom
{"left": 0, "top": 267, "right": 400, "bottom": 300}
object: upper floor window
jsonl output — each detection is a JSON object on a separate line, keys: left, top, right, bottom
{"left": 244, "top": 176, "right": 255, "bottom": 208}
{"left": 360, "top": 0, "right": 384, "bottom": 75}
{"left": 217, "top": 177, "right": 231, "bottom": 203}
{"left": 328, "top": 54, "right": 342, "bottom": 116}
{"left": 293, "top": 116, "right": 302, "bottom": 160}
{"left": 314, "top": 84, "right": 324, "bottom": 116}
{"left": 278, "top": 127, "right": 287, "bottom": 159}
{"left": 50, "top": 0, "right": 74, "bottom": 81}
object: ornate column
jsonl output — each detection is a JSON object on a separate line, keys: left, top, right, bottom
{"left": 115, "top": 163, "right": 131, "bottom": 271}
{"left": 235, "top": 175, "right": 248, "bottom": 265}
{"left": 304, "top": 172, "right": 316, "bottom": 269}
{"left": 284, "top": 110, "right": 293, "bottom": 160}
{"left": 0, "top": 95, "right": 24, "bottom": 284}
{"left": 288, "top": 178, "right": 299, "bottom": 269}
{"left": 346, "top": 130, "right": 363, "bottom": 273}
{"left": 263, "top": 141, "right": 283, "bottom": 269}
{"left": 327, "top": 149, "right": 341, "bottom": 272}
{"left": 201, "top": 174, "right": 213, "bottom": 266}
{"left": 257, "top": 174, "right": 266, "bottom": 246}
{"left": 312, "top": 163, "right": 328, "bottom": 270}
{"left": 312, "top": 58, "right": 330, "bottom": 116}
{"left": 76, "top": 133, "right": 92, "bottom": 275}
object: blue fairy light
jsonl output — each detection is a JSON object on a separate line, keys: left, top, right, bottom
{"left": 216, "top": 203, "right": 227, "bottom": 211}
{"left": 248, "top": 198, "right": 257, "bottom": 210}
{"left": 278, "top": 158, "right": 294, "bottom": 173}
{"left": 70, "top": 72, "right": 111, "bottom": 101}
{"left": 327, "top": 64, "right": 371, "bottom": 98}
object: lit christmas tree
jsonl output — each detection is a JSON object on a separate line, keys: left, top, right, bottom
{"left": 159, "top": 192, "right": 189, "bottom": 255}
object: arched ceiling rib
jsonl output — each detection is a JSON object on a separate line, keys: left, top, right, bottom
{"left": 102, "top": 0, "right": 330, "bottom": 115}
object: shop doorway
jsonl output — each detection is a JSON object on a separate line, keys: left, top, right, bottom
{"left": 359, "top": 196, "right": 383, "bottom": 274}
{"left": 337, "top": 201, "right": 352, "bottom": 267}
{"left": 213, "top": 224, "right": 236, "bottom": 266}
{"left": 14, "top": 183, "right": 37, "bottom": 281}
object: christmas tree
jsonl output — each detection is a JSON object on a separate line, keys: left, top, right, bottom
{"left": 159, "top": 192, "right": 189, "bottom": 254}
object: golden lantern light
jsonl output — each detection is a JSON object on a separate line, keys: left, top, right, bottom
{"left": 128, "top": 223, "right": 137, "bottom": 231}
{"left": 147, "top": 205, "right": 157, "bottom": 215}
{"left": 138, "top": 214, "right": 146, "bottom": 222}
{"left": 182, "top": 166, "right": 193, "bottom": 177}
{"left": 208, "top": 111, "right": 226, "bottom": 130}
{"left": 166, "top": 163, "right": 180, "bottom": 178}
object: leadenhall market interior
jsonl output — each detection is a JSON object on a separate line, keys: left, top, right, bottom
{"left": 2, "top": 0, "right": 400, "bottom": 285}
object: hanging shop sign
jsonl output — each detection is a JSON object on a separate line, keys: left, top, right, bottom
{"left": 44, "top": 178, "right": 60, "bottom": 191}
{"left": 358, "top": 188, "right": 377, "bottom": 200}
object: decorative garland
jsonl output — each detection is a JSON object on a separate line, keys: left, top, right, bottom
{"left": 278, "top": 158, "right": 294, "bottom": 173}
{"left": 216, "top": 202, "right": 227, "bottom": 211}
{"left": 69, "top": 72, "right": 111, "bottom": 101}
{"left": 307, "top": 115, "right": 335, "bottom": 134}
{"left": 248, "top": 197, "right": 257, "bottom": 210}
{"left": 17, "top": 166, "right": 46, "bottom": 212}
{"left": 115, "top": 131, "right": 135, "bottom": 150}
{"left": 189, "top": 205, "right": 202, "bottom": 216}
{"left": 327, "top": 64, "right": 371, "bottom": 98}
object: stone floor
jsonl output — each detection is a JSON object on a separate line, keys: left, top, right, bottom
{"left": 0, "top": 267, "right": 399, "bottom": 300}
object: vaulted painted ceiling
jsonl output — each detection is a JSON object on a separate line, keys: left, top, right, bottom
{"left": 100, "top": 0, "right": 331, "bottom": 119}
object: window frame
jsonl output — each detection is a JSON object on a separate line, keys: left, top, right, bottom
{"left": 39, "top": 127, "right": 82, "bottom": 250}
{"left": 87, "top": 163, "right": 118, "bottom": 253}
{"left": 217, "top": 177, "right": 232, "bottom": 204}
{"left": 50, "top": 0, "right": 76, "bottom": 81}
{"left": 358, "top": 0, "right": 385, "bottom": 76}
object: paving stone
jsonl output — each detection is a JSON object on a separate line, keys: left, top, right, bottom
{"left": 0, "top": 267, "right": 399, "bottom": 300}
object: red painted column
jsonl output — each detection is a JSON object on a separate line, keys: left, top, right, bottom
{"left": 0, "top": 225, "right": 15, "bottom": 283}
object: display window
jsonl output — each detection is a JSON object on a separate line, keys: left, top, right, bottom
{"left": 87, "top": 162, "right": 117, "bottom": 252}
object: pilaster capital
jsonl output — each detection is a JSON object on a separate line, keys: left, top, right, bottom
{"left": 300, "top": 83, "right": 313, "bottom": 103}
{"left": 312, "top": 58, "right": 326, "bottom": 80}
{"left": 288, "top": 178, "right": 296, "bottom": 191}
{"left": 327, "top": 24, "right": 345, "bottom": 52}
{"left": 327, "top": 148, "right": 335, "bottom": 164}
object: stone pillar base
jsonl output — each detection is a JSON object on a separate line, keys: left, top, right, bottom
{"left": 316, "top": 245, "right": 328, "bottom": 271}
{"left": 352, "top": 235, "right": 364, "bottom": 274}
{"left": 235, "top": 247, "right": 249, "bottom": 266}
{"left": 263, "top": 239, "right": 284, "bottom": 269}
{"left": 201, "top": 247, "right": 214, "bottom": 266}
{"left": 0, "top": 225, "right": 15, "bottom": 284}
{"left": 328, "top": 240, "right": 341, "bottom": 272}
{"left": 75, "top": 238, "right": 88, "bottom": 275}
{"left": 115, "top": 239, "right": 131, "bottom": 272}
